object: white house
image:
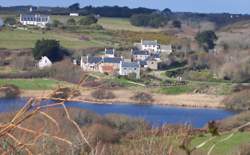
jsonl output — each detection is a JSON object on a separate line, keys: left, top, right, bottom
{"left": 141, "top": 39, "right": 160, "bottom": 53}
{"left": 69, "top": 13, "right": 79, "bottom": 17}
{"left": 161, "top": 44, "right": 173, "bottom": 54}
{"left": 0, "top": 18, "right": 3, "bottom": 27}
{"left": 38, "top": 56, "right": 52, "bottom": 69}
{"left": 20, "top": 14, "right": 50, "bottom": 28}
{"left": 119, "top": 61, "right": 140, "bottom": 79}
{"left": 104, "top": 48, "right": 115, "bottom": 58}
{"left": 131, "top": 49, "right": 150, "bottom": 61}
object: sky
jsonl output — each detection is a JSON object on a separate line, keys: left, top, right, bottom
{"left": 1, "top": 0, "right": 250, "bottom": 14}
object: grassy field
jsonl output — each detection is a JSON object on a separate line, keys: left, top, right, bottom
{"left": 192, "top": 132, "right": 250, "bottom": 155}
{"left": 98, "top": 17, "right": 161, "bottom": 32}
{"left": 0, "top": 28, "right": 106, "bottom": 49}
{"left": 0, "top": 78, "right": 63, "bottom": 90}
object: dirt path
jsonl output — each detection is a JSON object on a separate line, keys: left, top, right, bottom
{"left": 22, "top": 88, "right": 225, "bottom": 109}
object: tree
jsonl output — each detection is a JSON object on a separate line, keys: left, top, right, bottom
{"left": 67, "top": 18, "right": 76, "bottom": 26}
{"left": 32, "top": 39, "right": 67, "bottom": 62}
{"left": 51, "top": 19, "right": 62, "bottom": 27}
{"left": 78, "top": 15, "right": 97, "bottom": 25}
{"left": 130, "top": 13, "right": 168, "bottom": 28}
{"left": 68, "top": 3, "right": 80, "bottom": 11}
{"left": 4, "top": 17, "right": 16, "bottom": 26}
{"left": 195, "top": 30, "right": 218, "bottom": 51}
{"left": 172, "top": 20, "right": 181, "bottom": 28}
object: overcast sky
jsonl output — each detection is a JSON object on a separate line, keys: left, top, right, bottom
{"left": 1, "top": 0, "right": 250, "bottom": 14}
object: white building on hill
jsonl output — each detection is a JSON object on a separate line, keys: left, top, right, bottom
{"left": 38, "top": 56, "right": 52, "bottom": 69}
{"left": 140, "top": 39, "right": 160, "bottom": 53}
{"left": 70, "top": 13, "right": 79, "bottom": 16}
{"left": 20, "top": 14, "right": 50, "bottom": 28}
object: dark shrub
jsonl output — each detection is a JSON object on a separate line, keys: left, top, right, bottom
{"left": 74, "top": 110, "right": 101, "bottom": 126}
{"left": 223, "top": 90, "right": 250, "bottom": 111}
{"left": 219, "top": 111, "right": 250, "bottom": 131}
{"left": 105, "top": 114, "right": 149, "bottom": 135}
{"left": 131, "top": 92, "right": 154, "bottom": 104}
{"left": 0, "top": 85, "right": 20, "bottom": 98}
{"left": 50, "top": 87, "right": 81, "bottom": 100}
{"left": 48, "top": 59, "right": 85, "bottom": 83}
{"left": 0, "top": 70, "right": 49, "bottom": 79}
{"left": 86, "top": 124, "right": 120, "bottom": 145}
{"left": 91, "top": 89, "right": 115, "bottom": 100}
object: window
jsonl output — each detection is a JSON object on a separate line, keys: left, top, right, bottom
{"left": 134, "top": 68, "right": 137, "bottom": 70}
{"left": 124, "top": 68, "right": 127, "bottom": 70}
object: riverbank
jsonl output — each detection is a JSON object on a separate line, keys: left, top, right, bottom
{"left": 21, "top": 88, "right": 225, "bottom": 108}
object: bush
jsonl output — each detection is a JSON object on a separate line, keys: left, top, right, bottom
{"left": 105, "top": 114, "right": 149, "bottom": 135}
{"left": 183, "top": 70, "right": 214, "bottom": 81}
{"left": 86, "top": 124, "right": 120, "bottom": 145}
{"left": 0, "top": 84, "right": 20, "bottom": 98}
{"left": 91, "top": 89, "right": 115, "bottom": 100}
{"left": 219, "top": 111, "right": 250, "bottom": 131}
{"left": 50, "top": 87, "right": 81, "bottom": 100}
{"left": 48, "top": 59, "right": 85, "bottom": 83}
{"left": 4, "top": 17, "right": 16, "bottom": 26}
{"left": 78, "top": 15, "right": 97, "bottom": 25}
{"left": 223, "top": 90, "right": 250, "bottom": 111}
{"left": 67, "top": 18, "right": 76, "bottom": 26}
{"left": 130, "top": 13, "right": 168, "bottom": 28}
{"left": 131, "top": 92, "right": 154, "bottom": 104}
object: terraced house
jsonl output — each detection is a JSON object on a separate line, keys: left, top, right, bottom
{"left": 20, "top": 14, "right": 50, "bottom": 28}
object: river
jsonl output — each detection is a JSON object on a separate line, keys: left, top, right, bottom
{"left": 0, "top": 98, "right": 235, "bottom": 128}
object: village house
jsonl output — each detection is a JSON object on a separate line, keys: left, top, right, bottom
{"left": 140, "top": 39, "right": 160, "bottom": 53}
{"left": 99, "top": 57, "right": 123, "bottom": 74}
{"left": 119, "top": 61, "right": 140, "bottom": 79}
{"left": 0, "top": 18, "right": 3, "bottom": 28}
{"left": 160, "top": 44, "right": 173, "bottom": 54}
{"left": 69, "top": 13, "right": 79, "bottom": 16}
{"left": 20, "top": 14, "right": 50, "bottom": 28}
{"left": 131, "top": 49, "right": 150, "bottom": 61}
{"left": 104, "top": 48, "right": 115, "bottom": 58}
{"left": 146, "top": 57, "right": 160, "bottom": 70}
{"left": 80, "top": 56, "right": 102, "bottom": 72}
{"left": 38, "top": 56, "right": 52, "bottom": 69}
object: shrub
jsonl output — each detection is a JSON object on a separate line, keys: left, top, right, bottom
{"left": 50, "top": 87, "right": 81, "bottom": 100}
{"left": 86, "top": 124, "right": 120, "bottom": 145}
{"left": 4, "top": 17, "right": 16, "bottom": 26}
{"left": 105, "top": 114, "right": 149, "bottom": 135}
{"left": 67, "top": 18, "right": 76, "bottom": 26}
{"left": 91, "top": 89, "right": 115, "bottom": 100}
{"left": 223, "top": 90, "right": 250, "bottom": 111}
{"left": 78, "top": 15, "right": 97, "bottom": 25}
{"left": 74, "top": 110, "right": 101, "bottom": 126}
{"left": 219, "top": 111, "right": 250, "bottom": 131}
{"left": 0, "top": 84, "right": 20, "bottom": 98}
{"left": 48, "top": 59, "right": 85, "bottom": 83}
{"left": 131, "top": 92, "right": 154, "bottom": 104}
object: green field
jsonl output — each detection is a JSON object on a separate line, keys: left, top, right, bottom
{"left": 50, "top": 15, "right": 160, "bottom": 32}
{"left": 98, "top": 17, "right": 160, "bottom": 32}
{"left": 192, "top": 132, "right": 250, "bottom": 155}
{"left": 0, "top": 78, "right": 63, "bottom": 90}
{"left": 0, "top": 28, "right": 106, "bottom": 49}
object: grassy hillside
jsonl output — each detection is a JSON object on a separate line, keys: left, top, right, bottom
{"left": 0, "top": 29, "right": 106, "bottom": 49}
{"left": 0, "top": 78, "right": 63, "bottom": 90}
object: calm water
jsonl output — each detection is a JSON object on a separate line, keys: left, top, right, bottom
{"left": 0, "top": 98, "right": 235, "bottom": 128}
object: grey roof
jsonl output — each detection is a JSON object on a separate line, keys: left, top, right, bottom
{"left": 142, "top": 40, "right": 158, "bottom": 46}
{"left": 121, "top": 61, "right": 140, "bottom": 68}
{"left": 161, "top": 45, "right": 172, "bottom": 50}
{"left": 87, "top": 56, "right": 102, "bottom": 64}
{"left": 21, "top": 14, "right": 49, "bottom": 21}
{"left": 105, "top": 49, "right": 114, "bottom": 55}
{"left": 103, "top": 57, "right": 122, "bottom": 64}
{"left": 132, "top": 50, "right": 149, "bottom": 56}
{"left": 0, "top": 18, "right": 3, "bottom": 27}
{"left": 139, "top": 61, "right": 147, "bottom": 66}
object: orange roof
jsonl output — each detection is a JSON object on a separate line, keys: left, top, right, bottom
{"left": 101, "top": 65, "right": 115, "bottom": 73}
